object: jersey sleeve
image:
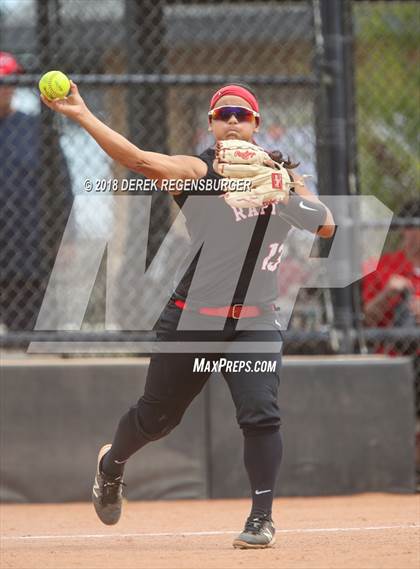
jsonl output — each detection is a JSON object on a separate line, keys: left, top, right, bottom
{"left": 171, "top": 148, "right": 217, "bottom": 208}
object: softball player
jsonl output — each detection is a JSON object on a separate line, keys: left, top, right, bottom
{"left": 42, "top": 83, "right": 334, "bottom": 549}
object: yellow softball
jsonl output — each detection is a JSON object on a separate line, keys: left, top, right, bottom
{"left": 39, "top": 70, "right": 70, "bottom": 100}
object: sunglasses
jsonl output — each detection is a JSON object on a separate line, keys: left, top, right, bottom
{"left": 208, "top": 106, "right": 259, "bottom": 123}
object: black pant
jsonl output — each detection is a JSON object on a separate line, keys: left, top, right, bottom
{"left": 131, "top": 301, "right": 283, "bottom": 441}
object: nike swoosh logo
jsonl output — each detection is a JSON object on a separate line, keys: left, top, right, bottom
{"left": 255, "top": 489, "right": 271, "bottom": 495}
{"left": 274, "top": 319, "right": 281, "bottom": 327}
{"left": 299, "top": 200, "right": 318, "bottom": 212}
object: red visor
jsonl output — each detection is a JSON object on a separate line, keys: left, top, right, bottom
{"left": 209, "top": 85, "right": 259, "bottom": 113}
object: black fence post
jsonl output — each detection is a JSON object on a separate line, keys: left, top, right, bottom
{"left": 125, "top": 0, "right": 171, "bottom": 266}
{"left": 36, "top": 0, "right": 66, "bottom": 326}
{"left": 313, "top": 0, "right": 357, "bottom": 353}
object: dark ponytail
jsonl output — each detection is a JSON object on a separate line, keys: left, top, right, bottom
{"left": 268, "top": 149, "right": 300, "bottom": 170}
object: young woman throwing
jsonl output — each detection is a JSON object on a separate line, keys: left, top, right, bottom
{"left": 42, "top": 82, "right": 334, "bottom": 549}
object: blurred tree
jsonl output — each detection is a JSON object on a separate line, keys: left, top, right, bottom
{"left": 354, "top": 2, "right": 419, "bottom": 210}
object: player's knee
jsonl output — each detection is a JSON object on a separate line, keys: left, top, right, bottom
{"left": 236, "top": 393, "right": 281, "bottom": 434}
{"left": 131, "top": 399, "right": 181, "bottom": 442}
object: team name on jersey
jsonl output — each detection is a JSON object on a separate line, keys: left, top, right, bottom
{"left": 230, "top": 203, "right": 277, "bottom": 223}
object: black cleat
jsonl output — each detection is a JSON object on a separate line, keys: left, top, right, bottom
{"left": 233, "top": 515, "right": 276, "bottom": 549}
{"left": 92, "top": 444, "right": 125, "bottom": 525}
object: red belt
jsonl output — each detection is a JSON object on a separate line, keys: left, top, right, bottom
{"left": 174, "top": 299, "right": 272, "bottom": 319}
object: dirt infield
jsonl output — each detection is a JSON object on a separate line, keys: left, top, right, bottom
{"left": 1, "top": 494, "right": 419, "bottom": 569}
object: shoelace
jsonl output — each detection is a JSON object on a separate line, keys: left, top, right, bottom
{"left": 102, "top": 476, "right": 126, "bottom": 498}
{"left": 244, "top": 516, "right": 270, "bottom": 534}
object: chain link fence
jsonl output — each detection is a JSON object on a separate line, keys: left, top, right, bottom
{"left": 353, "top": 1, "right": 419, "bottom": 411}
{"left": 0, "top": 0, "right": 418, "bottom": 361}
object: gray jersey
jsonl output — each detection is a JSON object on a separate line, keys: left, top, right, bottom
{"left": 173, "top": 147, "right": 291, "bottom": 306}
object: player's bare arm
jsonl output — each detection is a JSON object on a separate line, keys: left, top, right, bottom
{"left": 41, "top": 81, "right": 207, "bottom": 184}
